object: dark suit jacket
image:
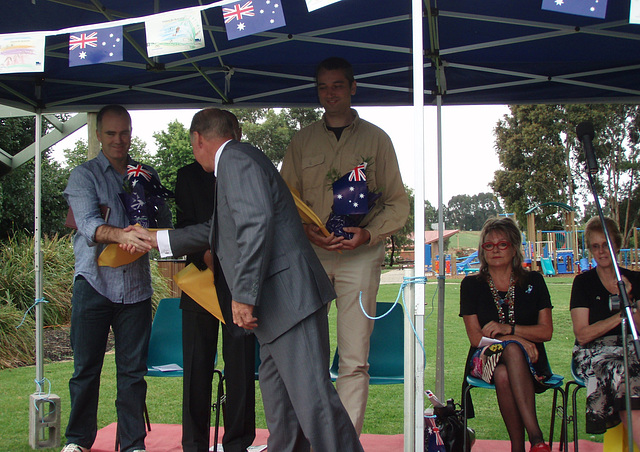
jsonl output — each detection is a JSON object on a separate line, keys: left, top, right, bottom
{"left": 175, "top": 162, "right": 215, "bottom": 314}
{"left": 168, "top": 140, "right": 336, "bottom": 344}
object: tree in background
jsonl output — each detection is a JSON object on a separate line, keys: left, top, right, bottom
{"left": 235, "top": 108, "right": 322, "bottom": 164}
{"left": 150, "top": 120, "right": 193, "bottom": 193}
{"left": 491, "top": 104, "right": 570, "bottom": 230}
{"left": 491, "top": 104, "right": 639, "bottom": 238}
{"left": 0, "top": 117, "right": 69, "bottom": 238}
{"left": 0, "top": 150, "right": 69, "bottom": 238}
{"left": 565, "top": 104, "right": 640, "bottom": 244}
{"left": 63, "top": 136, "right": 154, "bottom": 171}
{"left": 445, "top": 192, "right": 504, "bottom": 231}
{"left": 387, "top": 186, "right": 438, "bottom": 266}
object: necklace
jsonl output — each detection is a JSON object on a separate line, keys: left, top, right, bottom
{"left": 487, "top": 274, "right": 516, "bottom": 325}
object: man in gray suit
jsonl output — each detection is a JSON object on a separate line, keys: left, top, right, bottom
{"left": 146, "top": 108, "right": 362, "bottom": 452}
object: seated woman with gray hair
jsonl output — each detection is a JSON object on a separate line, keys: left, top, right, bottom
{"left": 570, "top": 216, "right": 640, "bottom": 446}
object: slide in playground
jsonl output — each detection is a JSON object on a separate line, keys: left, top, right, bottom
{"left": 456, "top": 250, "right": 479, "bottom": 273}
{"left": 540, "top": 257, "right": 556, "bottom": 276}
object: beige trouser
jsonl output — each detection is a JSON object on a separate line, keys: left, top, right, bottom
{"left": 314, "top": 241, "right": 385, "bottom": 435}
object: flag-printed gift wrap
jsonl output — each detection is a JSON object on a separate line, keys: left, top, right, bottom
{"left": 424, "top": 415, "right": 447, "bottom": 452}
{"left": 118, "top": 164, "right": 173, "bottom": 228}
{"left": 326, "top": 162, "right": 382, "bottom": 240}
{"left": 69, "top": 26, "right": 122, "bottom": 67}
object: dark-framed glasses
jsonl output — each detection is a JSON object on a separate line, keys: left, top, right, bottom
{"left": 481, "top": 241, "right": 511, "bottom": 251}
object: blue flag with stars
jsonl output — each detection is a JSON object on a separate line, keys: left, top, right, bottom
{"left": 332, "top": 164, "right": 369, "bottom": 216}
{"left": 69, "top": 26, "right": 123, "bottom": 67}
{"left": 541, "top": 0, "right": 608, "bottom": 19}
{"left": 223, "top": 0, "right": 286, "bottom": 41}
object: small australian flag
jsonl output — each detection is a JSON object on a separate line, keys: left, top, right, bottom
{"left": 69, "top": 26, "right": 123, "bottom": 67}
{"left": 332, "top": 163, "right": 369, "bottom": 216}
{"left": 222, "top": 0, "right": 286, "bottom": 40}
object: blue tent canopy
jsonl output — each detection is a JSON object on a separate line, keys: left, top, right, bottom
{"left": 2, "top": 0, "right": 639, "bottom": 112}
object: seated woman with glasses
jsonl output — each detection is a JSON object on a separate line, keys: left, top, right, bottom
{"left": 460, "top": 217, "right": 554, "bottom": 452}
{"left": 570, "top": 216, "right": 640, "bottom": 446}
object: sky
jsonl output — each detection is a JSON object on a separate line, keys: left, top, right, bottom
{"left": 51, "top": 104, "right": 510, "bottom": 206}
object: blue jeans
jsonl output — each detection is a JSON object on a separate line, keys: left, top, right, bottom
{"left": 65, "top": 276, "right": 151, "bottom": 452}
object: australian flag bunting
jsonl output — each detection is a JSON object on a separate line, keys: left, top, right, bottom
{"left": 69, "top": 26, "right": 123, "bottom": 67}
{"left": 541, "top": 0, "right": 608, "bottom": 19}
{"left": 223, "top": 0, "right": 286, "bottom": 40}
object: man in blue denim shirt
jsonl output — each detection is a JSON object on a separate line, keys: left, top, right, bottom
{"left": 62, "top": 105, "right": 172, "bottom": 452}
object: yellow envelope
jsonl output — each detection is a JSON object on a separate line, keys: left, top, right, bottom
{"left": 97, "top": 228, "right": 167, "bottom": 268}
{"left": 173, "top": 263, "right": 225, "bottom": 324}
{"left": 97, "top": 244, "right": 146, "bottom": 268}
{"left": 287, "top": 184, "right": 330, "bottom": 237}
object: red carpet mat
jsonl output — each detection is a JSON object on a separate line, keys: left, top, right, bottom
{"left": 92, "top": 423, "right": 602, "bottom": 451}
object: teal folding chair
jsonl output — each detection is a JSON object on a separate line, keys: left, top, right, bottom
{"left": 563, "top": 359, "right": 585, "bottom": 452}
{"left": 463, "top": 370, "right": 565, "bottom": 452}
{"left": 330, "top": 301, "right": 404, "bottom": 385}
{"left": 146, "top": 298, "right": 184, "bottom": 377}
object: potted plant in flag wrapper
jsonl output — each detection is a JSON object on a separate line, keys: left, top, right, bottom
{"left": 119, "top": 163, "right": 173, "bottom": 227}
{"left": 326, "top": 160, "right": 382, "bottom": 240}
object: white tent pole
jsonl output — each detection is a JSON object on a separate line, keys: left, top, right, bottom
{"left": 409, "top": 0, "right": 425, "bottom": 449}
{"left": 403, "top": 267, "right": 415, "bottom": 450}
{"left": 34, "top": 110, "right": 44, "bottom": 388}
{"left": 435, "top": 95, "right": 445, "bottom": 400}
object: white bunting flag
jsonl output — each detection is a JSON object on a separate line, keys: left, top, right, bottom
{"left": 145, "top": 8, "right": 205, "bottom": 57}
{"left": 0, "top": 33, "right": 45, "bottom": 74}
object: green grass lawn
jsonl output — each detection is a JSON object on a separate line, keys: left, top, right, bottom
{"left": 1, "top": 275, "right": 601, "bottom": 450}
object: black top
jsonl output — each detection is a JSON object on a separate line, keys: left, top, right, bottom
{"left": 460, "top": 270, "right": 553, "bottom": 377}
{"left": 570, "top": 267, "right": 640, "bottom": 339}
{"left": 460, "top": 270, "right": 553, "bottom": 325}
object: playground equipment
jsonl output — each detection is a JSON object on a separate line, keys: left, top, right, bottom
{"left": 540, "top": 257, "right": 556, "bottom": 276}
{"left": 556, "top": 250, "right": 574, "bottom": 274}
{"left": 456, "top": 250, "right": 479, "bottom": 274}
{"left": 434, "top": 254, "right": 452, "bottom": 274}
{"left": 525, "top": 202, "right": 578, "bottom": 275}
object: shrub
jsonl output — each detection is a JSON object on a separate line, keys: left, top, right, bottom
{"left": 0, "top": 301, "right": 34, "bottom": 369}
{"left": 0, "top": 232, "right": 173, "bottom": 369}
{"left": 0, "top": 233, "right": 74, "bottom": 326}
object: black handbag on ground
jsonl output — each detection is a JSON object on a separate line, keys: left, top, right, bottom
{"left": 433, "top": 398, "right": 475, "bottom": 452}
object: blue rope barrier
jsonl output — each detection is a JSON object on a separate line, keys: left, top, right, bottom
{"left": 358, "top": 275, "right": 429, "bottom": 366}
{"left": 16, "top": 297, "right": 48, "bottom": 329}
{"left": 33, "top": 377, "right": 57, "bottom": 417}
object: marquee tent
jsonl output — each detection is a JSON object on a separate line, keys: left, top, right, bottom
{"left": 2, "top": 0, "right": 640, "bottom": 112}
{"left": 2, "top": 1, "right": 640, "bottom": 450}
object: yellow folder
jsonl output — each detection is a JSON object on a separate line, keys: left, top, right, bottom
{"left": 287, "top": 184, "right": 330, "bottom": 237}
{"left": 172, "top": 263, "right": 225, "bottom": 324}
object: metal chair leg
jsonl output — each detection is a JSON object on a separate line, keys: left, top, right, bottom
{"left": 572, "top": 385, "right": 581, "bottom": 452}
{"left": 563, "top": 380, "right": 584, "bottom": 452}
{"left": 115, "top": 402, "right": 152, "bottom": 451}
{"left": 549, "top": 387, "right": 566, "bottom": 451}
{"left": 211, "top": 369, "right": 226, "bottom": 452}
{"left": 463, "top": 385, "right": 472, "bottom": 452}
